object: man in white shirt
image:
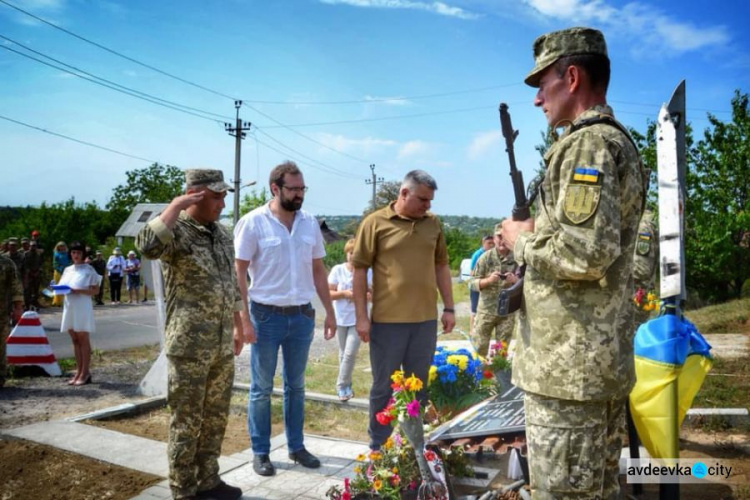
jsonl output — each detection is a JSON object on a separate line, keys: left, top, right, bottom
{"left": 234, "top": 161, "right": 336, "bottom": 477}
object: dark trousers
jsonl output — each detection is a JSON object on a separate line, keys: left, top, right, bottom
{"left": 368, "top": 320, "right": 437, "bottom": 448}
{"left": 109, "top": 274, "right": 122, "bottom": 302}
{"left": 96, "top": 274, "right": 105, "bottom": 303}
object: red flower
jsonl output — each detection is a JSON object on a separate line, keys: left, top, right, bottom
{"left": 424, "top": 449, "right": 436, "bottom": 461}
{"left": 483, "top": 370, "right": 494, "bottom": 379}
{"left": 376, "top": 410, "right": 394, "bottom": 425}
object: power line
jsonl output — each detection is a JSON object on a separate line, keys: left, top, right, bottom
{"left": 240, "top": 83, "right": 524, "bottom": 105}
{"left": 0, "top": 40, "right": 230, "bottom": 124}
{"left": 0, "top": 114, "right": 159, "bottom": 163}
{"left": 245, "top": 103, "right": 373, "bottom": 165}
{"left": 0, "top": 0, "right": 238, "bottom": 102}
{"left": 253, "top": 131, "right": 361, "bottom": 180}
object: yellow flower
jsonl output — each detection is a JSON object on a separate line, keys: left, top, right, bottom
{"left": 447, "top": 354, "right": 468, "bottom": 371}
{"left": 383, "top": 437, "right": 393, "bottom": 450}
{"left": 428, "top": 365, "right": 437, "bottom": 383}
{"left": 373, "top": 479, "right": 383, "bottom": 491}
{"left": 390, "top": 370, "right": 405, "bottom": 385}
{"left": 369, "top": 450, "right": 382, "bottom": 461}
{"left": 404, "top": 374, "right": 423, "bottom": 392}
{"left": 647, "top": 292, "right": 657, "bottom": 302}
{"left": 392, "top": 467, "right": 399, "bottom": 474}
{"left": 356, "top": 453, "right": 366, "bottom": 462}
{"left": 354, "top": 466, "right": 362, "bottom": 474}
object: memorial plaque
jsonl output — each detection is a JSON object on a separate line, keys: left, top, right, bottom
{"left": 428, "top": 386, "right": 526, "bottom": 442}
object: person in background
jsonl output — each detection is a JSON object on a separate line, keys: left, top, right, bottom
{"left": 52, "top": 241, "right": 70, "bottom": 307}
{"left": 90, "top": 250, "right": 107, "bottom": 306}
{"left": 328, "top": 238, "right": 372, "bottom": 401}
{"left": 106, "top": 247, "right": 126, "bottom": 304}
{"left": 469, "top": 224, "right": 519, "bottom": 356}
{"left": 124, "top": 250, "right": 141, "bottom": 304}
{"left": 0, "top": 254, "right": 24, "bottom": 388}
{"left": 23, "top": 240, "right": 44, "bottom": 311}
{"left": 58, "top": 241, "right": 101, "bottom": 386}
{"left": 468, "top": 235, "right": 494, "bottom": 334}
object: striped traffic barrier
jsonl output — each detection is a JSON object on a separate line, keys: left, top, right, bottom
{"left": 6, "top": 311, "right": 62, "bottom": 377}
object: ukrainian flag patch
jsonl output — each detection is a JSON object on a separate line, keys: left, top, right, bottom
{"left": 573, "top": 167, "right": 599, "bottom": 183}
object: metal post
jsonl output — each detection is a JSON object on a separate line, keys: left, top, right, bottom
{"left": 233, "top": 102, "right": 242, "bottom": 224}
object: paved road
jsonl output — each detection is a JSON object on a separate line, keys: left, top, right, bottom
{"left": 36, "top": 302, "right": 161, "bottom": 359}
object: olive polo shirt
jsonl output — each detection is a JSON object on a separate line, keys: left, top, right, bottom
{"left": 352, "top": 202, "right": 448, "bottom": 323}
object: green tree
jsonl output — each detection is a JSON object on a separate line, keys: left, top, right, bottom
{"left": 234, "top": 187, "right": 270, "bottom": 219}
{"left": 688, "top": 90, "right": 750, "bottom": 301}
{"left": 106, "top": 163, "right": 183, "bottom": 223}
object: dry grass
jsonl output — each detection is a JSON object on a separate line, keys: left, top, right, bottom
{"left": 686, "top": 297, "right": 750, "bottom": 334}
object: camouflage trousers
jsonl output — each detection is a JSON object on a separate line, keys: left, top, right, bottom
{"left": 471, "top": 312, "right": 514, "bottom": 358}
{"left": 0, "top": 324, "right": 8, "bottom": 384}
{"left": 167, "top": 351, "right": 234, "bottom": 499}
{"left": 524, "top": 392, "right": 626, "bottom": 500}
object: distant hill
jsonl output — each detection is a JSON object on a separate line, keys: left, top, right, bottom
{"left": 316, "top": 214, "right": 500, "bottom": 236}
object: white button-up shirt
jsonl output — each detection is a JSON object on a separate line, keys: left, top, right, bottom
{"left": 234, "top": 202, "right": 326, "bottom": 306}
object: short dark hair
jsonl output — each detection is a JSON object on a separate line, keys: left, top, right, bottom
{"left": 269, "top": 161, "right": 302, "bottom": 190}
{"left": 482, "top": 235, "right": 493, "bottom": 242}
{"left": 553, "top": 53, "right": 610, "bottom": 93}
{"left": 68, "top": 240, "right": 86, "bottom": 254}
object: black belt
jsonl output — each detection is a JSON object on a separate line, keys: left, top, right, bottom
{"left": 251, "top": 301, "right": 312, "bottom": 316}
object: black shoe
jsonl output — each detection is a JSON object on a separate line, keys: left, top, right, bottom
{"left": 252, "top": 454, "right": 275, "bottom": 476}
{"left": 197, "top": 480, "right": 242, "bottom": 500}
{"left": 288, "top": 447, "right": 321, "bottom": 469}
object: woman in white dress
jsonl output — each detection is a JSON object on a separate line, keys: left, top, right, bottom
{"left": 58, "top": 241, "right": 102, "bottom": 386}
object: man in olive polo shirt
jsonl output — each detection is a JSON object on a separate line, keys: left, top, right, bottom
{"left": 352, "top": 169, "right": 456, "bottom": 450}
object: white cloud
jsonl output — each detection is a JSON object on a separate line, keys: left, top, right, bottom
{"left": 467, "top": 130, "right": 501, "bottom": 160}
{"left": 320, "top": 0, "right": 479, "bottom": 20}
{"left": 364, "top": 95, "right": 412, "bottom": 106}
{"left": 397, "top": 140, "right": 431, "bottom": 159}
{"left": 524, "top": 0, "right": 729, "bottom": 54}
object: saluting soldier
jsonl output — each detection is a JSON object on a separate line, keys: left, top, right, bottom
{"left": 502, "top": 27, "right": 646, "bottom": 499}
{"left": 136, "top": 169, "right": 245, "bottom": 500}
{"left": 469, "top": 223, "right": 519, "bottom": 357}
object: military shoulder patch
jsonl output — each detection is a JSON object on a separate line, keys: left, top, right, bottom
{"left": 563, "top": 184, "right": 601, "bottom": 224}
{"left": 636, "top": 232, "right": 652, "bottom": 255}
{"left": 573, "top": 167, "right": 600, "bottom": 183}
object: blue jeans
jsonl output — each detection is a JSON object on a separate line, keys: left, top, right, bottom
{"left": 248, "top": 302, "right": 315, "bottom": 455}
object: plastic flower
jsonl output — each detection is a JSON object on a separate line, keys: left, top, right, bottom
{"left": 447, "top": 354, "right": 469, "bottom": 371}
{"left": 383, "top": 437, "right": 393, "bottom": 450}
{"left": 428, "top": 365, "right": 437, "bottom": 383}
{"left": 369, "top": 450, "right": 383, "bottom": 461}
{"left": 390, "top": 370, "right": 405, "bottom": 386}
{"left": 404, "top": 374, "right": 423, "bottom": 392}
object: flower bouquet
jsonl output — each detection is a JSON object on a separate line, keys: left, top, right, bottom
{"left": 427, "top": 346, "right": 495, "bottom": 419}
{"left": 486, "top": 340, "right": 513, "bottom": 394}
{"left": 633, "top": 288, "right": 658, "bottom": 312}
{"left": 326, "top": 434, "right": 420, "bottom": 500}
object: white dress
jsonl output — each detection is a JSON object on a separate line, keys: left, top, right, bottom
{"left": 59, "top": 264, "right": 102, "bottom": 333}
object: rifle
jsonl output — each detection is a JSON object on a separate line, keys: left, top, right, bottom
{"left": 497, "top": 103, "right": 530, "bottom": 316}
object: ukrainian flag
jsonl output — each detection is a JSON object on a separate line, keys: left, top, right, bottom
{"left": 629, "top": 315, "right": 712, "bottom": 459}
{"left": 573, "top": 167, "right": 599, "bottom": 183}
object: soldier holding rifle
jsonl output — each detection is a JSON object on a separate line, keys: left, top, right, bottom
{"left": 501, "top": 27, "right": 646, "bottom": 499}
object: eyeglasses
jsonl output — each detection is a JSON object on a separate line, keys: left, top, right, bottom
{"left": 281, "top": 185, "right": 308, "bottom": 194}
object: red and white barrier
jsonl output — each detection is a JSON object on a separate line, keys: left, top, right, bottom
{"left": 6, "top": 311, "right": 62, "bottom": 377}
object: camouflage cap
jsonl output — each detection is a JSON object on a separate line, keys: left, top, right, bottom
{"left": 494, "top": 222, "right": 503, "bottom": 235}
{"left": 185, "top": 169, "right": 234, "bottom": 193}
{"left": 21, "top": 237, "right": 30, "bottom": 243}
{"left": 525, "top": 27, "right": 608, "bottom": 87}
{"left": 8, "top": 237, "right": 19, "bottom": 245}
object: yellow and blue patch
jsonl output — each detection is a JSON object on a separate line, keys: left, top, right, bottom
{"left": 573, "top": 167, "right": 600, "bottom": 183}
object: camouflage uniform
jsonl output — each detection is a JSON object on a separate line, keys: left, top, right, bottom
{"left": 632, "top": 211, "right": 658, "bottom": 328}
{"left": 469, "top": 248, "right": 517, "bottom": 356}
{"left": 1, "top": 255, "right": 23, "bottom": 385}
{"left": 136, "top": 210, "right": 242, "bottom": 500}
{"left": 23, "top": 245, "right": 44, "bottom": 309}
{"left": 514, "top": 28, "right": 646, "bottom": 499}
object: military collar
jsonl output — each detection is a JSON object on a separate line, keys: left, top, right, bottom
{"left": 179, "top": 210, "right": 215, "bottom": 233}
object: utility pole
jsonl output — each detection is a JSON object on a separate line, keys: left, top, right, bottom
{"left": 364, "top": 164, "right": 384, "bottom": 211}
{"left": 225, "top": 100, "right": 252, "bottom": 224}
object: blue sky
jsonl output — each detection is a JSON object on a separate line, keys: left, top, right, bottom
{"left": 1, "top": 0, "right": 748, "bottom": 219}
